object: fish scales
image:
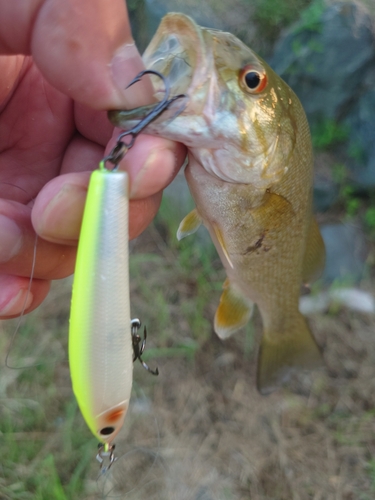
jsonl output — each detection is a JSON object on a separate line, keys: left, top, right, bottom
{"left": 109, "top": 13, "right": 325, "bottom": 394}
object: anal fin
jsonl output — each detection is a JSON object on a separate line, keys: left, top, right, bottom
{"left": 214, "top": 280, "right": 254, "bottom": 339}
{"left": 177, "top": 208, "right": 202, "bottom": 240}
{"left": 257, "top": 312, "right": 323, "bottom": 395}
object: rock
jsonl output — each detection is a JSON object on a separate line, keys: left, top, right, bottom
{"left": 163, "top": 171, "right": 213, "bottom": 248}
{"left": 270, "top": 1, "right": 375, "bottom": 193}
{"left": 343, "top": 87, "right": 375, "bottom": 187}
{"left": 299, "top": 287, "right": 375, "bottom": 314}
{"left": 320, "top": 223, "right": 368, "bottom": 283}
{"left": 163, "top": 170, "right": 194, "bottom": 219}
{"left": 270, "top": 1, "right": 375, "bottom": 121}
{"left": 131, "top": 0, "right": 257, "bottom": 51}
{"left": 313, "top": 152, "right": 340, "bottom": 212}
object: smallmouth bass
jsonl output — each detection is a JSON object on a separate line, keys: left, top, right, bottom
{"left": 109, "top": 13, "right": 326, "bottom": 394}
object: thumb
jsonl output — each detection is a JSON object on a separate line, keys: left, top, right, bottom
{"left": 0, "top": 0, "right": 153, "bottom": 109}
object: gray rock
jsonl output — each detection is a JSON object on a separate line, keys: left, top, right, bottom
{"left": 270, "top": 1, "right": 375, "bottom": 194}
{"left": 270, "top": 2, "right": 375, "bottom": 121}
{"left": 134, "top": 0, "right": 258, "bottom": 52}
{"left": 343, "top": 87, "right": 375, "bottom": 186}
{"left": 320, "top": 223, "right": 368, "bottom": 283}
{"left": 163, "top": 172, "right": 213, "bottom": 248}
{"left": 163, "top": 170, "right": 194, "bottom": 219}
{"left": 145, "top": 0, "right": 224, "bottom": 33}
{"left": 313, "top": 173, "right": 340, "bottom": 212}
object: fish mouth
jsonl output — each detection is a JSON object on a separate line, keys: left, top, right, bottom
{"left": 108, "top": 14, "right": 210, "bottom": 130}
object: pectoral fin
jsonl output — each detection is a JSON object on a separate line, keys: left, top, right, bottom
{"left": 177, "top": 208, "right": 202, "bottom": 240}
{"left": 250, "top": 190, "right": 295, "bottom": 228}
{"left": 257, "top": 313, "right": 323, "bottom": 395}
{"left": 302, "top": 218, "right": 326, "bottom": 284}
{"left": 214, "top": 280, "right": 254, "bottom": 339}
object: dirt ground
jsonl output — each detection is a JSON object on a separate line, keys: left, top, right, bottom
{"left": 92, "top": 223, "right": 375, "bottom": 500}
{"left": 1, "top": 208, "right": 375, "bottom": 500}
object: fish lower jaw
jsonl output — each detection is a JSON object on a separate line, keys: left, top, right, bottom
{"left": 191, "top": 148, "right": 284, "bottom": 187}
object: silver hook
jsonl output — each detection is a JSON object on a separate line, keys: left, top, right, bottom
{"left": 96, "top": 443, "right": 117, "bottom": 473}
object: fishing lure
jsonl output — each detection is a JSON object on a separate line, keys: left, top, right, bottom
{"left": 69, "top": 70, "right": 185, "bottom": 470}
{"left": 69, "top": 161, "right": 132, "bottom": 469}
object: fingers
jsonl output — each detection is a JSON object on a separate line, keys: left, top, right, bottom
{"left": 32, "top": 135, "right": 187, "bottom": 243}
{"left": 32, "top": 174, "right": 166, "bottom": 243}
{"left": 108, "top": 133, "right": 187, "bottom": 199}
{"left": 0, "top": 0, "right": 153, "bottom": 109}
{"left": 0, "top": 199, "right": 77, "bottom": 279}
{"left": 0, "top": 60, "right": 75, "bottom": 203}
{"left": 0, "top": 275, "right": 51, "bottom": 319}
{"left": 0, "top": 0, "right": 188, "bottom": 320}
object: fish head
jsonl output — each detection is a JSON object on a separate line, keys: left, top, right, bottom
{"left": 109, "top": 13, "right": 303, "bottom": 187}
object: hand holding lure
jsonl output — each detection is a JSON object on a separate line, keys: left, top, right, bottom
{"left": 69, "top": 70, "right": 185, "bottom": 471}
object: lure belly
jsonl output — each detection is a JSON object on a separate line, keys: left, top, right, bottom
{"left": 69, "top": 167, "right": 132, "bottom": 445}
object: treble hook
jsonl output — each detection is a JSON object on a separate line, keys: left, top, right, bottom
{"left": 96, "top": 443, "right": 117, "bottom": 473}
{"left": 103, "top": 69, "right": 186, "bottom": 170}
{"left": 131, "top": 319, "right": 159, "bottom": 376}
{"left": 117, "top": 69, "right": 186, "bottom": 149}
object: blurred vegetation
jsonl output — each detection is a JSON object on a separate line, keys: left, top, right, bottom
{"left": 253, "top": 0, "right": 315, "bottom": 44}
{"left": 0, "top": 305, "right": 95, "bottom": 499}
{"left": 311, "top": 118, "right": 350, "bottom": 151}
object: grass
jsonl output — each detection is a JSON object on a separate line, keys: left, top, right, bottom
{"left": 1, "top": 185, "right": 375, "bottom": 498}
{"left": 0, "top": 281, "right": 96, "bottom": 500}
{"left": 0, "top": 191, "right": 228, "bottom": 499}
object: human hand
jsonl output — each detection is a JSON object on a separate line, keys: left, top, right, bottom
{"left": 0, "top": 0, "right": 186, "bottom": 319}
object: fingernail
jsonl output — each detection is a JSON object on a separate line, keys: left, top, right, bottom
{"left": 111, "top": 43, "right": 154, "bottom": 107}
{"left": 0, "top": 215, "right": 23, "bottom": 263}
{"left": 130, "top": 147, "right": 176, "bottom": 198}
{"left": 0, "top": 288, "right": 33, "bottom": 317}
{"left": 40, "top": 184, "right": 87, "bottom": 242}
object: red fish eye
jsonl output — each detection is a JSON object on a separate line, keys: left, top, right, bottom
{"left": 239, "top": 65, "right": 268, "bottom": 93}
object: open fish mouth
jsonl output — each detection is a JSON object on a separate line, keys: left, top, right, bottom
{"left": 108, "top": 14, "right": 209, "bottom": 128}
{"left": 137, "top": 13, "right": 211, "bottom": 100}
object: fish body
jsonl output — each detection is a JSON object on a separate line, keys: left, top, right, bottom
{"left": 69, "top": 168, "right": 133, "bottom": 442}
{"left": 109, "top": 14, "right": 325, "bottom": 393}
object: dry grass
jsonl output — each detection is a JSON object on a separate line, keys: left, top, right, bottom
{"left": 2, "top": 203, "right": 375, "bottom": 499}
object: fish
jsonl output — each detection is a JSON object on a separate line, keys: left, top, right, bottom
{"left": 69, "top": 166, "right": 133, "bottom": 454}
{"left": 108, "top": 13, "right": 325, "bottom": 394}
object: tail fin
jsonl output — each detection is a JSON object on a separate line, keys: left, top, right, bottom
{"left": 256, "top": 313, "right": 323, "bottom": 395}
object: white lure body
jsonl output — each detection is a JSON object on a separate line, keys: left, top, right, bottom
{"left": 69, "top": 169, "right": 133, "bottom": 444}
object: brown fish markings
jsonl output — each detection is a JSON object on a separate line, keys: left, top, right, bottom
{"left": 109, "top": 13, "right": 326, "bottom": 394}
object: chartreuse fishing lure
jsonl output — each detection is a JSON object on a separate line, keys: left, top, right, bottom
{"left": 69, "top": 162, "right": 133, "bottom": 469}
{"left": 69, "top": 70, "right": 185, "bottom": 470}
